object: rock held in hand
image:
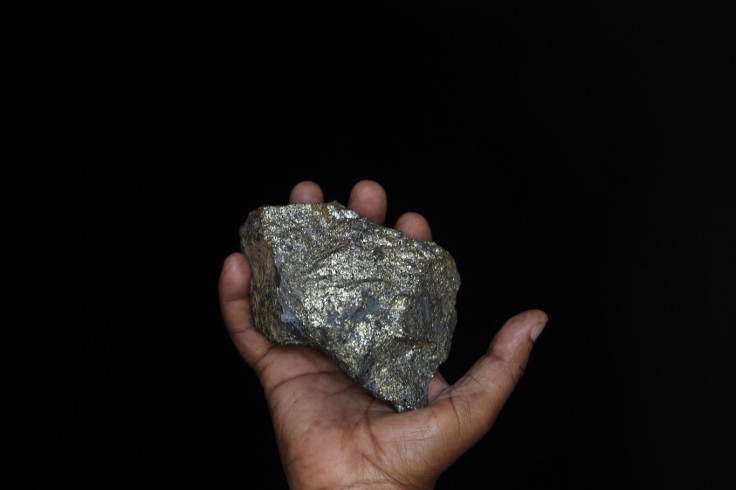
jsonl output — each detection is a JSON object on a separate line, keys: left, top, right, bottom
{"left": 240, "top": 201, "right": 460, "bottom": 411}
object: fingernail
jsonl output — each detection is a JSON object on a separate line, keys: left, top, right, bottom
{"left": 530, "top": 321, "right": 547, "bottom": 342}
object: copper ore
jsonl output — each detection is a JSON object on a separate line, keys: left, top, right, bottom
{"left": 239, "top": 201, "right": 460, "bottom": 411}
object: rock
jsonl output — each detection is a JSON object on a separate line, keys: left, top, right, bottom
{"left": 240, "top": 201, "right": 460, "bottom": 411}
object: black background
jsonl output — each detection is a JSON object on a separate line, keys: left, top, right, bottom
{"left": 12, "top": 2, "right": 735, "bottom": 488}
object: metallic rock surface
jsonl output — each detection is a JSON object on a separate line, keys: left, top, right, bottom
{"left": 239, "top": 201, "right": 460, "bottom": 411}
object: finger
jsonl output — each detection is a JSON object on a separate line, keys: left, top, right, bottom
{"left": 347, "top": 180, "right": 387, "bottom": 224}
{"left": 289, "top": 180, "right": 324, "bottom": 203}
{"left": 427, "top": 371, "right": 450, "bottom": 401}
{"left": 218, "top": 252, "right": 274, "bottom": 368}
{"left": 394, "top": 212, "right": 432, "bottom": 241}
{"left": 422, "top": 309, "right": 548, "bottom": 468}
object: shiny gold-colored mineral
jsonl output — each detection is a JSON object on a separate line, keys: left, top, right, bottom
{"left": 240, "top": 201, "right": 460, "bottom": 411}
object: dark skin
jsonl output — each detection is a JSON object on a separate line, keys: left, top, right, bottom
{"left": 218, "top": 180, "right": 547, "bottom": 489}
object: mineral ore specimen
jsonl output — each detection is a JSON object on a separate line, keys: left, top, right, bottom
{"left": 240, "top": 201, "right": 460, "bottom": 411}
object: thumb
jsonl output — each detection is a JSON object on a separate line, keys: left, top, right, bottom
{"left": 424, "top": 309, "right": 548, "bottom": 468}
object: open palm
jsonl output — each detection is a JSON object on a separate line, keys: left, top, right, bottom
{"left": 218, "top": 180, "right": 547, "bottom": 489}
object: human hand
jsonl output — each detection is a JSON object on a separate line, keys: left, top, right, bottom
{"left": 218, "top": 180, "right": 547, "bottom": 489}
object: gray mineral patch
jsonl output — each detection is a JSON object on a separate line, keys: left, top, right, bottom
{"left": 240, "top": 201, "right": 460, "bottom": 411}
